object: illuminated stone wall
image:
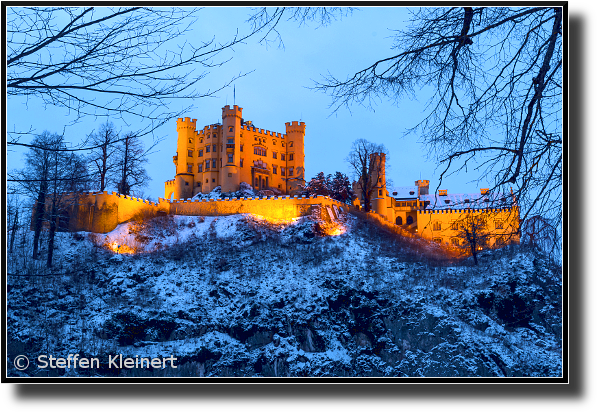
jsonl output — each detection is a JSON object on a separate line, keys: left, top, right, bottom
{"left": 39, "top": 191, "right": 348, "bottom": 234}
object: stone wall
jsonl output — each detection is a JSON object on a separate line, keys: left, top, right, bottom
{"left": 39, "top": 191, "right": 348, "bottom": 234}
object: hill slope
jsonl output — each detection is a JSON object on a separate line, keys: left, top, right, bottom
{"left": 6, "top": 213, "right": 562, "bottom": 378}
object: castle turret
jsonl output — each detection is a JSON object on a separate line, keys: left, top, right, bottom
{"left": 221, "top": 105, "right": 243, "bottom": 193}
{"left": 415, "top": 179, "right": 430, "bottom": 196}
{"left": 369, "top": 152, "right": 388, "bottom": 217}
{"left": 285, "top": 121, "right": 306, "bottom": 195}
{"left": 169, "top": 117, "right": 197, "bottom": 199}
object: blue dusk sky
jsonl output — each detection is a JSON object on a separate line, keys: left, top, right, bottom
{"left": 5, "top": 6, "right": 556, "bottom": 200}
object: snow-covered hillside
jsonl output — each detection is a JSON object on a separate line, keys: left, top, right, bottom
{"left": 6, "top": 212, "right": 562, "bottom": 378}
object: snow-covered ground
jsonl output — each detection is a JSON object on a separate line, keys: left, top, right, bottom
{"left": 6, "top": 212, "right": 562, "bottom": 378}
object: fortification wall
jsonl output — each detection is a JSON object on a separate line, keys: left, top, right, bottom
{"left": 161, "top": 195, "right": 347, "bottom": 222}
{"left": 48, "top": 192, "right": 348, "bottom": 234}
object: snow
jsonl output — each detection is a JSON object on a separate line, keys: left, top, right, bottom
{"left": 389, "top": 186, "right": 419, "bottom": 199}
{"left": 6, "top": 211, "right": 562, "bottom": 378}
{"left": 421, "top": 192, "right": 512, "bottom": 210}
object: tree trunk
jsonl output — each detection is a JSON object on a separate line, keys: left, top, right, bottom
{"left": 9, "top": 207, "right": 19, "bottom": 252}
{"left": 32, "top": 189, "right": 46, "bottom": 259}
{"left": 46, "top": 203, "right": 58, "bottom": 268}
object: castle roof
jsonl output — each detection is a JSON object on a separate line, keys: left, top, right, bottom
{"left": 389, "top": 186, "right": 418, "bottom": 200}
{"left": 420, "top": 192, "right": 512, "bottom": 210}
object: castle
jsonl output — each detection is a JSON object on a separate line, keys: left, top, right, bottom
{"left": 165, "top": 105, "right": 306, "bottom": 200}
{"left": 32, "top": 104, "right": 519, "bottom": 253}
{"left": 354, "top": 153, "right": 520, "bottom": 248}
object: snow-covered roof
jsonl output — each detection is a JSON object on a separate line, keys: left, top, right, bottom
{"left": 420, "top": 192, "right": 512, "bottom": 210}
{"left": 389, "top": 186, "right": 418, "bottom": 200}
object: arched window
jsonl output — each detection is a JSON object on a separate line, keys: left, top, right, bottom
{"left": 406, "top": 216, "right": 414, "bottom": 225}
{"left": 229, "top": 126, "right": 234, "bottom": 132}
{"left": 395, "top": 217, "right": 403, "bottom": 225}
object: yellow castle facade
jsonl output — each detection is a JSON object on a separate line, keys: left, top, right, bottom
{"left": 165, "top": 105, "right": 306, "bottom": 200}
{"left": 356, "top": 153, "right": 520, "bottom": 249}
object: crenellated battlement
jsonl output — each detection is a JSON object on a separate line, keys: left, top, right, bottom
{"left": 418, "top": 207, "right": 516, "bottom": 214}
{"left": 222, "top": 105, "right": 243, "bottom": 118}
{"left": 177, "top": 117, "right": 197, "bottom": 131}
{"left": 285, "top": 121, "right": 306, "bottom": 133}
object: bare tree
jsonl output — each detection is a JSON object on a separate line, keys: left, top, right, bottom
{"left": 87, "top": 122, "right": 119, "bottom": 191}
{"left": 454, "top": 213, "right": 493, "bottom": 265}
{"left": 246, "top": 7, "right": 354, "bottom": 47}
{"left": 346, "top": 139, "right": 388, "bottom": 213}
{"left": 115, "top": 133, "right": 151, "bottom": 196}
{"left": 6, "top": 7, "right": 284, "bottom": 146}
{"left": 521, "top": 215, "right": 559, "bottom": 257}
{"left": 13, "top": 131, "right": 90, "bottom": 264}
{"left": 314, "top": 7, "right": 563, "bottom": 239}
{"left": 17, "top": 132, "right": 60, "bottom": 259}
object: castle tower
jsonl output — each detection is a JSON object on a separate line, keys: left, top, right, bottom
{"left": 284, "top": 121, "right": 306, "bottom": 195}
{"left": 369, "top": 152, "right": 388, "bottom": 217}
{"left": 170, "top": 117, "right": 197, "bottom": 200}
{"left": 415, "top": 179, "right": 430, "bottom": 196}
{"left": 221, "top": 105, "right": 243, "bottom": 193}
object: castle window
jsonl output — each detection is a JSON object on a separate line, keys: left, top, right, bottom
{"left": 464, "top": 199, "right": 470, "bottom": 203}
{"left": 240, "top": 144, "right": 244, "bottom": 152}
{"left": 451, "top": 238, "right": 461, "bottom": 246}
{"left": 229, "top": 126, "right": 233, "bottom": 132}
{"left": 273, "top": 151, "right": 277, "bottom": 159}
{"left": 433, "top": 222, "right": 441, "bottom": 231}
{"left": 406, "top": 216, "right": 414, "bottom": 225}
{"left": 185, "top": 181, "right": 189, "bottom": 186}
{"left": 212, "top": 159, "right": 216, "bottom": 168}
{"left": 444, "top": 199, "right": 451, "bottom": 204}
{"left": 205, "top": 160, "right": 210, "bottom": 169}
{"left": 288, "top": 167, "right": 293, "bottom": 177}
{"left": 393, "top": 192, "right": 398, "bottom": 196}
{"left": 495, "top": 221, "right": 504, "bottom": 229}
{"left": 228, "top": 173, "right": 232, "bottom": 177}
{"left": 206, "top": 179, "right": 208, "bottom": 183}
{"left": 188, "top": 139, "right": 192, "bottom": 144}
{"left": 212, "top": 178, "right": 215, "bottom": 183}
{"left": 187, "top": 164, "right": 193, "bottom": 173}
{"left": 240, "top": 159, "right": 243, "bottom": 168}
{"left": 451, "top": 221, "right": 458, "bottom": 230}
{"left": 198, "top": 164, "right": 203, "bottom": 172}
{"left": 213, "top": 134, "right": 216, "bottom": 138}
{"left": 278, "top": 184, "right": 281, "bottom": 189}
{"left": 206, "top": 145, "right": 210, "bottom": 153}
{"left": 273, "top": 165, "right": 277, "bottom": 174}
{"left": 396, "top": 217, "right": 403, "bottom": 225}
{"left": 188, "top": 150, "right": 193, "bottom": 157}
{"left": 254, "top": 146, "right": 266, "bottom": 156}
{"left": 213, "top": 144, "right": 217, "bottom": 153}
{"left": 379, "top": 190, "right": 382, "bottom": 196}
{"left": 199, "top": 149, "right": 203, "bottom": 157}
{"left": 289, "top": 141, "right": 293, "bottom": 147}
{"left": 281, "top": 168, "right": 285, "bottom": 176}
{"left": 282, "top": 142, "right": 285, "bottom": 147}
{"left": 289, "top": 153, "right": 294, "bottom": 161}
{"left": 433, "top": 238, "right": 442, "bottom": 244}
{"left": 409, "top": 190, "right": 415, "bottom": 195}
{"left": 281, "top": 154, "right": 285, "bottom": 161}
{"left": 227, "top": 154, "right": 234, "bottom": 163}
{"left": 200, "top": 139, "right": 203, "bottom": 143}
